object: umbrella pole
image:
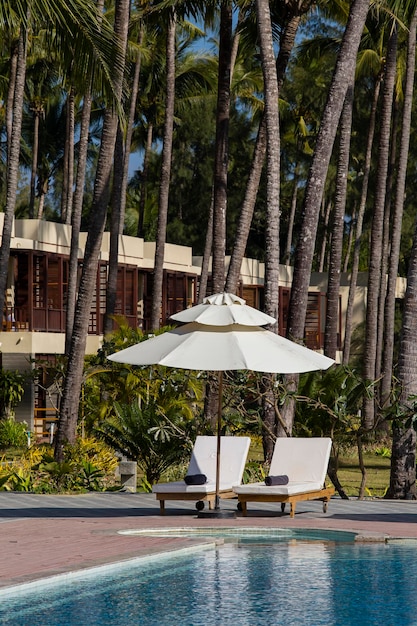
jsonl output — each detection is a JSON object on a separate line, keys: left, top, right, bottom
{"left": 215, "top": 371, "right": 223, "bottom": 510}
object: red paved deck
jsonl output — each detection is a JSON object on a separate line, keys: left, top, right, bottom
{"left": 1, "top": 499, "right": 417, "bottom": 591}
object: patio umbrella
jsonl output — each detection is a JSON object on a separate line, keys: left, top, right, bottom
{"left": 108, "top": 292, "right": 335, "bottom": 512}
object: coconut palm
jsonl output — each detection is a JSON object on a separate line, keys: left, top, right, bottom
{"left": 225, "top": 1, "right": 320, "bottom": 294}
{"left": 324, "top": 83, "right": 354, "bottom": 360}
{"left": 387, "top": 197, "right": 417, "bottom": 499}
{"left": 150, "top": 6, "right": 177, "bottom": 329}
{"left": 210, "top": 0, "right": 233, "bottom": 294}
{"left": 381, "top": 7, "right": 417, "bottom": 406}
{"left": 0, "top": 0, "right": 121, "bottom": 321}
{"left": 282, "top": 0, "right": 371, "bottom": 434}
{"left": 254, "top": 0, "right": 280, "bottom": 460}
{"left": 55, "top": 0, "right": 131, "bottom": 461}
{"left": 362, "top": 20, "right": 398, "bottom": 430}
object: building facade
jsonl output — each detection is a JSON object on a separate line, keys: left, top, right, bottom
{"left": 0, "top": 218, "right": 384, "bottom": 439}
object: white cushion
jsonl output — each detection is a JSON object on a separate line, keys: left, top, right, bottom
{"left": 233, "top": 481, "right": 323, "bottom": 496}
{"left": 152, "top": 435, "right": 250, "bottom": 493}
{"left": 233, "top": 437, "right": 332, "bottom": 495}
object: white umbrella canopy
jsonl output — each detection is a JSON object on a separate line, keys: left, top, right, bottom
{"left": 107, "top": 321, "right": 335, "bottom": 373}
{"left": 107, "top": 293, "right": 335, "bottom": 514}
{"left": 170, "top": 292, "right": 276, "bottom": 327}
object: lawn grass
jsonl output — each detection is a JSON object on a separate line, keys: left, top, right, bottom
{"left": 336, "top": 452, "right": 391, "bottom": 498}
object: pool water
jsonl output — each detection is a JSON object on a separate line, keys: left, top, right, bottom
{"left": 1, "top": 540, "right": 417, "bottom": 626}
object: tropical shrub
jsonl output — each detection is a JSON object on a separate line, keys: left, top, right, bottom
{"left": 0, "top": 418, "right": 29, "bottom": 449}
{"left": 0, "top": 370, "right": 26, "bottom": 419}
{"left": 95, "top": 399, "right": 195, "bottom": 484}
{"left": 0, "top": 438, "right": 119, "bottom": 493}
{"left": 81, "top": 321, "right": 203, "bottom": 435}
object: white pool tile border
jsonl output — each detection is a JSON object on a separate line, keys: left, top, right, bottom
{"left": 118, "top": 526, "right": 359, "bottom": 542}
{"left": 0, "top": 542, "right": 216, "bottom": 598}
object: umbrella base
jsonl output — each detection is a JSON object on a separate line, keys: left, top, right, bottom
{"left": 197, "top": 509, "right": 236, "bottom": 519}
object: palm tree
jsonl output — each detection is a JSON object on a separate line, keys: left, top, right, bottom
{"left": 255, "top": 0, "right": 280, "bottom": 460}
{"left": 95, "top": 399, "right": 192, "bottom": 484}
{"left": 151, "top": 6, "right": 177, "bottom": 330}
{"left": 381, "top": 7, "right": 417, "bottom": 405}
{"left": 104, "top": 16, "right": 144, "bottom": 336}
{"left": 0, "top": 0, "right": 121, "bottom": 321}
{"left": 387, "top": 190, "right": 417, "bottom": 499}
{"left": 343, "top": 70, "right": 383, "bottom": 363}
{"left": 211, "top": 0, "right": 233, "bottom": 294}
{"left": 55, "top": 0, "right": 130, "bottom": 461}
{"left": 324, "top": 82, "right": 354, "bottom": 359}
{"left": 65, "top": 78, "right": 95, "bottom": 354}
{"left": 225, "top": 4, "right": 312, "bottom": 294}
{"left": 0, "top": 23, "right": 27, "bottom": 320}
{"left": 282, "top": 0, "right": 370, "bottom": 433}
{"left": 362, "top": 21, "right": 398, "bottom": 430}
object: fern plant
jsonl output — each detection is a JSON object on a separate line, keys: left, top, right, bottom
{"left": 95, "top": 399, "right": 193, "bottom": 484}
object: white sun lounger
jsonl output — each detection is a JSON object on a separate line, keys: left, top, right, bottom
{"left": 233, "top": 437, "right": 334, "bottom": 517}
{"left": 152, "top": 435, "right": 251, "bottom": 514}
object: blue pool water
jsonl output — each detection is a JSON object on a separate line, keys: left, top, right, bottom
{"left": 1, "top": 538, "right": 417, "bottom": 626}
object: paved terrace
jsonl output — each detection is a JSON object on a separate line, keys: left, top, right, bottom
{"left": 1, "top": 492, "right": 417, "bottom": 591}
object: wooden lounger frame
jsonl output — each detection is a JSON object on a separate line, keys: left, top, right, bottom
{"left": 156, "top": 489, "right": 238, "bottom": 514}
{"left": 237, "top": 485, "right": 335, "bottom": 518}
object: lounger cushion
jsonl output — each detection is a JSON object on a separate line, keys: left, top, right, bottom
{"left": 234, "top": 480, "right": 324, "bottom": 496}
{"left": 153, "top": 479, "right": 236, "bottom": 494}
{"left": 268, "top": 437, "right": 331, "bottom": 484}
{"left": 233, "top": 437, "right": 332, "bottom": 497}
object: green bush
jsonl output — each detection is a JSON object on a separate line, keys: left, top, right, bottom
{"left": 0, "top": 438, "right": 120, "bottom": 493}
{"left": 0, "top": 419, "right": 29, "bottom": 449}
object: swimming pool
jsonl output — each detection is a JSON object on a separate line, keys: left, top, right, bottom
{"left": 1, "top": 536, "right": 417, "bottom": 625}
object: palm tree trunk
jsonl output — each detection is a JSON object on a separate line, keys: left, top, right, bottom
{"left": 137, "top": 122, "right": 153, "bottom": 239}
{"left": 61, "top": 88, "right": 75, "bottom": 225}
{"left": 65, "top": 85, "right": 93, "bottom": 354}
{"left": 225, "top": 13, "right": 301, "bottom": 294}
{"left": 6, "top": 42, "right": 18, "bottom": 164}
{"left": 225, "top": 118, "right": 266, "bottom": 294}
{"left": 150, "top": 7, "right": 176, "bottom": 329}
{"left": 343, "top": 73, "right": 382, "bottom": 364}
{"left": 387, "top": 205, "right": 417, "bottom": 499}
{"left": 282, "top": 0, "right": 370, "bottom": 434}
{"left": 382, "top": 9, "right": 417, "bottom": 406}
{"left": 55, "top": 0, "right": 130, "bottom": 461}
{"left": 104, "top": 126, "right": 124, "bottom": 335}
{"left": 324, "top": 83, "right": 354, "bottom": 359}
{"left": 64, "top": 0, "right": 105, "bottom": 354}
{"left": 198, "top": 192, "right": 214, "bottom": 303}
{"left": 363, "top": 24, "right": 397, "bottom": 430}
{"left": 211, "top": 0, "right": 232, "bottom": 294}
{"left": 343, "top": 202, "right": 356, "bottom": 273}
{"left": 318, "top": 199, "right": 332, "bottom": 273}
{"left": 0, "top": 25, "right": 27, "bottom": 319}
{"left": 376, "top": 99, "right": 399, "bottom": 385}
{"left": 29, "top": 110, "right": 40, "bottom": 219}
{"left": 256, "top": 0, "right": 281, "bottom": 460}
{"left": 105, "top": 26, "right": 143, "bottom": 335}
{"left": 287, "top": 0, "right": 370, "bottom": 346}
{"left": 284, "top": 168, "right": 299, "bottom": 266}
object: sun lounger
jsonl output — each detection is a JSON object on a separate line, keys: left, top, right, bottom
{"left": 152, "top": 435, "right": 251, "bottom": 514}
{"left": 233, "top": 437, "right": 334, "bottom": 517}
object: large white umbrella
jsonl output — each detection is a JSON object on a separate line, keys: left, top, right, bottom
{"left": 108, "top": 320, "right": 334, "bottom": 373}
{"left": 108, "top": 292, "right": 335, "bottom": 513}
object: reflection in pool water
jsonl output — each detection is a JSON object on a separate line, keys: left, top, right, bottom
{"left": 1, "top": 539, "right": 416, "bottom": 625}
